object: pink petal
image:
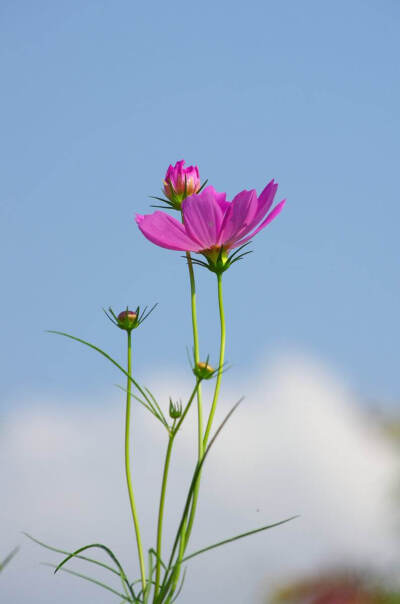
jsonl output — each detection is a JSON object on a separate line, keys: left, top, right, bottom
{"left": 208, "top": 185, "right": 229, "bottom": 213}
{"left": 182, "top": 188, "right": 225, "bottom": 250}
{"left": 250, "top": 180, "right": 278, "bottom": 229}
{"left": 230, "top": 199, "right": 286, "bottom": 249}
{"left": 135, "top": 211, "right": 202, "bottom": 251}
{"left": 219, "top": 189, "right": 258, "bottom": 246}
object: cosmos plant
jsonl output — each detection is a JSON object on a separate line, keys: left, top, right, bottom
{"left": 28, "top": 160, "right": 294, "bottom": 603}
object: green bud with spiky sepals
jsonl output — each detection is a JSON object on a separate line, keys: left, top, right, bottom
{"left": 193, "top": 361, "right": 215, "bottom": 380}
{"left": 169, "top": 398, "right": 182, "bottom": 419}
{"left": 104, "top": 304, "right": 158, "bottom": 332}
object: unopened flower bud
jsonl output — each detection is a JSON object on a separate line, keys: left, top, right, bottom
{"left": 169, "top": 398, "right": 182, "bottom": 419}
{"left": 163, "top": 160, "right": 200, "bottom": 206}
{"left": 194, "top": 361, "right": 215, "bottom": 380}
{"left": 117, "top": 310, "right": 138, "bottom": 331}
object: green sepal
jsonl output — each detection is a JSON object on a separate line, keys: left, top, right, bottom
{"left": 183, "top": 242, "right": 253, "bottom": 275}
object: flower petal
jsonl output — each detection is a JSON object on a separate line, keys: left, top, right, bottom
{"left": 182, "top": 187, "right": 226, "bottom": 250}
{"left": 249, "top": 180, "right": 278, "bottom": 230}
{"left": 209, "top": 186, "right": 229, "bottom": 213}
{"left": 230, "top": 199, "right": 286, "bottom": 249}
{"left": 135, "top": 211, "right": 202, "bottom": 251}
{"left": 219, "top": 189, "right": 258, "bottom": 246}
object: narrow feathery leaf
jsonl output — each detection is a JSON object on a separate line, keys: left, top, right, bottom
{"left": 46, "top": 331, "right": 151, "bottom": 410}
{"left": 115, "top": 384, "right": 167, "bottom": 428}
{"left": 170, "top": 568, "right": 187, "bottom": 603}
{"left": 23, "top": 533, "right": 119, "bottom": 576}
{"left": 182, "top": 516, "right": 299, "bottom": 562}
{"left": 159, "top": 399, "right": 244, "bottom": 599}
{"left": 149, "top": 548, "right": 167, "bottom": 571}
{"left": 0, "top": 547, "right": 19, "bottom": 572}
{"left": 53, "top": 543, "right": 136, "bottom": 602}
{"left": 144, "top": 387, "right": 168, "bottom": 426}
{"left": 41, "top": 563, "right": 134, "bottom": 602}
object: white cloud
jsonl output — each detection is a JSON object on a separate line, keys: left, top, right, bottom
{"left": 1, "top": 354, "right": 398, "bottom": 603}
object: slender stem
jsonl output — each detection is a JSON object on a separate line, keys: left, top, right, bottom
{"left": 172, "top": 252, "right": 204, "bottom": 564}
{"left": 153, "top": 382, "right": 200, "bottom": 602}
{"left": 185, "top": 251, "right": 204, "bottom": 459}
{"left": 154, "top": 435, "right": 174, "bottom": 600}
{"left": 203, "top": 272, "right": 226, "bottom": 447}
{"left": 169, "top": 273, "right": 226, "bottom": 599}
{"left": 183, "top": 272, "right": 226, "bottom": 550}
{"left": 125, "top": 330, "right": 147, "bottom": 593}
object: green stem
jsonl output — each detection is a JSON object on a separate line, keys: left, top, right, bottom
{"left": 203, "top": 272, "right": 226, "bottom": 447}
{"left": 153, "top": 436, "right": 174, "bottom": 600}
{"left": 169, "top": 273, "right": 226, "bottom": 600}
{"left": 158, "top": 250, "right": 203, "bottom": 603}
{"left": 183, "top": 272, "right": 226, "bottom": 552}
{"left": 186, "top": 251, "right": 204, "bottom": 459}
{"left": 153, "top": 382, "right": 200, "bottom": 602}
{"left": 175, "top": 253, "right": 203, "bottom": 555}
{"left": 125, "top": 331, "right": 147, "bottom": 593}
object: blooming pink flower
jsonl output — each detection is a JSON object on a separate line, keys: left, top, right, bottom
{"left": 163, "top": 160, "right": 200, "bottom": 203}
{"left": 136, "top": 181, "right": 285, "bottom": 264}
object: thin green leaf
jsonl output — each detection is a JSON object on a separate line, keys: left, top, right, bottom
{"left": 53, "top": 543, "right": 136, "bottom": 602}
{"left": 144, "top": 387, "right": 168, "bottom": 423}
{"left": 0, "top": 547, "right": 19, "bottom": 572}
{"left": 170, "top": 568, "right": 187, "bottom": 603}
{"left": 149, "top": 548, "right": 167, "bottom": 571}
{"left": 136, "top": 580, "right": 157, "bottom": 601}
{"left": 143, "top": 551, "right": 153, "bottom": 604}
{"left": 42, "top": 563, "right": 134, "bottom": 602}
{"left": 23, "top": 533, "right": 119, "bottom": 576}
{"left": 173, "top": 381, "right": 200, "bottom": 434}
{"left": 182, "top": 516, "right": 299, "bottom": 562}
{"left": 115, "top": 384, "right": 167, "bottom": 429}
{"left": 46, "top": 331, "right": 153, "bottom": 409}
{"left": 159, "top": 400, "right": 243, "bottom": 600}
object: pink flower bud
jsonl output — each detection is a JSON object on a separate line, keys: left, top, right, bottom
{"left": 117, "top": 310, "right": 138, "bottom": 330}
{"left": 163, "top": 160, "right": 200, "bottom": 204}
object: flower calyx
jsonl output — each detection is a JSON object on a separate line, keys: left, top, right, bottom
{"left": 104, "top": 304, "right": 157, "bottom": 332}
{"left": 169, "top": 397, "right": 183, "bottom": 419}
{"left": 193, "top": 361, "right": 216, "bottom": 381}
{"left": 189, "top": 243, "right": 253, "bottom": 275}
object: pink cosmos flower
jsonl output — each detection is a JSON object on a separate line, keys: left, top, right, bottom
{"left": 136, "top": 180, "right": 285, "bottom": 268}
{"left": 163, "top": 160, "right": 200, "bottom": 203}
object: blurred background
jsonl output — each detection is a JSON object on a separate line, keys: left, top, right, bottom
{"left": 1, "top": 1, "right": 399, "bottom": 602}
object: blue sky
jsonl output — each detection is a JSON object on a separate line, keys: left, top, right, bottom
{"left": 1, "top": 0, "right": 399, "bottom": 408}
